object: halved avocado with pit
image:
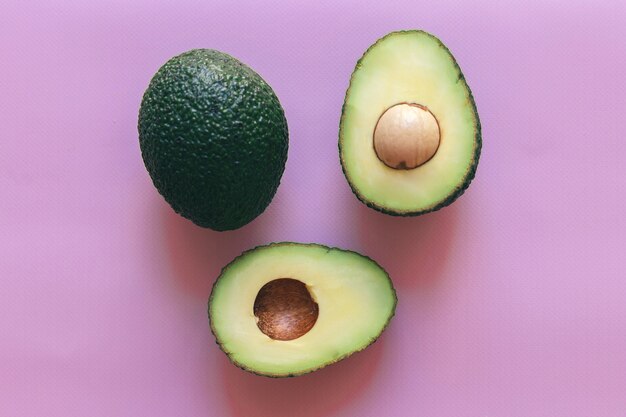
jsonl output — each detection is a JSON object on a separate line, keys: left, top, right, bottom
{"left": 208, "top": 242, "right": 397, "bottom": 377}
{"left": 339, "top": 30, "right": 482, "bottom": 215}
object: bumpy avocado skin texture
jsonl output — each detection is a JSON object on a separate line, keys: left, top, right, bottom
{"left": 208, "top": 242, "right": 397, "bottom": 378}
{"left": 339, "top": 30, "right": 482, "bottom": 216}
{"left": 138, "top": 49, "right": 288, "bottom": 231}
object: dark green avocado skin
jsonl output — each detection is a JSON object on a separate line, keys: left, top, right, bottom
{"left": 138, "top": 49, "right": 288, "bottom": 231}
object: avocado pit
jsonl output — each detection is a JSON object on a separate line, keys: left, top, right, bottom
{"left": 373, "top": 103, "right": 440, "bottom": 169}
{"left": 254, "top": 278, "right": 319, "bottom": 341}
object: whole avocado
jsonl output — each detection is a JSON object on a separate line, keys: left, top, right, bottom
{"left": 138, "top": 49, "right": 288, "bottom": 231}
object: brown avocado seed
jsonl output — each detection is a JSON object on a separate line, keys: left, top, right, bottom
{"left": 253, "top": 278, "right": 319, "bottom": 341}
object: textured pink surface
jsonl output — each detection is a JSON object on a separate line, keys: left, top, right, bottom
{"left": 1, "top": 1, "right": 626, "bottom": 416}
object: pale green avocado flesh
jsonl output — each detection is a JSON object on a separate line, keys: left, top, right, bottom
{"left": 340, "top": 30, "right": 481, "bottom": 215}
{"left": 209, "top": 243, "right": 397, "bottom": 377}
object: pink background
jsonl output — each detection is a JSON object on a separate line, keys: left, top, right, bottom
{"left": 1, "top": 0, "right": 625, "bottom": 416}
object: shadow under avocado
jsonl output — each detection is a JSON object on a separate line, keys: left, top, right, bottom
{"left": 161, "top": 202, "right": 266, "bottom": 299}
{"left": 221, "top": 335, "right": 386, "bottom": 417}
{"left": 355, "top": 202, "right": 459, "bottom": 291}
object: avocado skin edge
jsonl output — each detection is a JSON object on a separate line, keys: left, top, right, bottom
{"left": 207, "top": 242, "right": 398, "bottom": 378}
{"left": 339, "top": 30, "right": 482, "bottom": 216}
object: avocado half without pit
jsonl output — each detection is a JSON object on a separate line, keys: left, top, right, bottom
{"left": 340, "top": 30, "right": 482, "bottom": 215}
{"left": 208, "top": 243, "right": 397, "bottom": 377}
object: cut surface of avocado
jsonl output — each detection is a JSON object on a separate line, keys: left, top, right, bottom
{"left": 208, "top": 242, "right": 397, "bottom": 377}
{"left": 340, "top": 30, "right": 481, "bottom": 215}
